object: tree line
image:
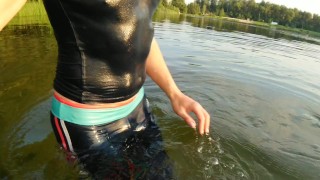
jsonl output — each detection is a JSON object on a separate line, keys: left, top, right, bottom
{"left": 161, "top": 0, "right": 320, "bottom": 33}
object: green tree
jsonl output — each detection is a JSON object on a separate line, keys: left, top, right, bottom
{"left": 312, "top": 14, "right": 320, "bottom": 32}
{"left": 258, "top": 1, "right": 271, "bottom": 22}
{"left": 161, "top": 0, "right": 168, "bottom": 7}
{"left": 218, "top": 8, "right": 225, "bottom": 17}
{"left": 250, "top": 0, "right": 259, "bottom": 20}
{"left": 230, "top": 0, "right": 245, "bottom": 18}
{"left": 187, "top": 2, "right": 201, "bottom": 14}
{"left": 171, "top": 0, "right": 187, "bottom": 13}
{"left": 286, "top": 9, "right": 295, "bottom": 25}
{"left": 200, "top": 0, "right": 209, "bottom": 14}
{"left": 209, "top": 0, "right": 217, "bottom": 13}
{"left": 184, "top": 0, "right": 320, "bottom": 32}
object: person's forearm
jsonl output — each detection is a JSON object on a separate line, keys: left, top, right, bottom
{"left": 146, "top": 38, "right": 211, "bottom": 135}
{"left": 0, "top": 0, "right": 27, "bottom": 31}
{"left": 146, "top": 38, "right": 182, "bottom": 99}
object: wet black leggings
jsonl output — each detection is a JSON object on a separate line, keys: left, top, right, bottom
{"left": 50, "top": 97, "right": 173, "bottom": 179}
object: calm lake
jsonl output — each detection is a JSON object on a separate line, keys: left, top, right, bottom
{"left": 1, "top": 12, "right": 320, "bottom": 179}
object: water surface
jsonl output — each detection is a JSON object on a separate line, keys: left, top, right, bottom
{"left": 1, "top": 14, "right": 320, "bottom": 179}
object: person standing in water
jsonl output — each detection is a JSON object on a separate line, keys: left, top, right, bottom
{"left": 1, "top": 0, "right": 210, "bottom": 178}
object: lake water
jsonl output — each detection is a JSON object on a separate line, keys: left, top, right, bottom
{"left": 1, "top": 13, "right": 320, "bottom": 179}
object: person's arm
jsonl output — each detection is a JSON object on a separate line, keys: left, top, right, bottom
{"left": 146, "top": 38, "right": 210, "bottom": 135}
{"left": 0, "top": 0, "right": 27, "bottom": 31}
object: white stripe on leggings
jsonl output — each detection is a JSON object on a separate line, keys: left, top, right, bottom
{"left": 60, "top": 120, "right": 75, "bottom": 153}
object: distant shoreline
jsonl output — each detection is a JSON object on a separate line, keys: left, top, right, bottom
{"left": 8, "top": 2, "right": 320, "bottom": 39}
{"left": 184, "top": 13, "right": 320, "bottom": 39}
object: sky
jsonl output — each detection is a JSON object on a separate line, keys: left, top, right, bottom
{"left": 184, "top": 0, "right": 320, "bottom": 15}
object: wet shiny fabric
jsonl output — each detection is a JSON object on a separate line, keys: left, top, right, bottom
{"left": 43, "top": 0, "right": 160, "bottom": 103}
{"left": 50, "top": 97, "right": 173, "bottom": 179}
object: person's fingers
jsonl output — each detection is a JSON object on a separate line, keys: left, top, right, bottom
{"left": 172, "top": 95, "right": 210, "bottom": 135}
{"left": 204, "top": 110, "right": 210, "bottom": 134}
{"left": 193, "top": 104, "right": 206, "bottom": 135}
{"left": 178, "top": 110, "right": 196, "bottom": 129}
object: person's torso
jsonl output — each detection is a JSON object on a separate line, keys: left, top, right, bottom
{"left": 43, "top": 0, "right": 159, "bottom": 103}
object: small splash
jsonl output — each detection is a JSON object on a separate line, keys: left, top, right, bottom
{"left": 192, "top": 135, "right": 250, "bottom": 179}
{"left": 194, "top": 135, "right": 225, "bottom": 178}
{"left": 210, "top": 157, "right": 219, "bottom": 165}
{"left": 237, "top": 171, "right": 245, "bottom": 178}
{"left": 205, "top": 157, "right": 219, "bottom": 168}
{"left": 228, "top": 163, "right": 235, "bottom": 170}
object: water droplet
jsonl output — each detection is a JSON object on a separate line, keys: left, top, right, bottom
{"left": 237, "top": 171, "right": 245, "bottom": 177}
{"left": 211, "top": 157, "right": 219, "bottom": 165}
{"left": 197, "top": 146, "right": 203, "bottom": 153}
{"left": 218, "top": 149, "right": 224, "bottom": 154}
{"left": 78, "top": 169, "right": 90, "bottom": 178}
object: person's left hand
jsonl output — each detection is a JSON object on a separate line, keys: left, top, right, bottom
{"left": 170, "top": 91, "right": 210, "bottom": 135}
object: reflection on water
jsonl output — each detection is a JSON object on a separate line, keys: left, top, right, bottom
{"left": 151, "top": 13, "right": 320, "bottom": 179}
{"left": 0, "top": 25, "right": 60, "bottom": 179}
{"left": 1, "top": 13, "right": 320, "bottom": 179}
{"left": 153, "top": 12, "right": 320, "bottom": 45}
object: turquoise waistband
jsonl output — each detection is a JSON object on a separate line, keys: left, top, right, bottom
{"left": 51, "top": 88, "right": 144, "bottom": 126}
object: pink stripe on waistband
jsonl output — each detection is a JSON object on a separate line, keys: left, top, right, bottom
{"left": 53, "top": 91, "right": 138, "bottom": 109}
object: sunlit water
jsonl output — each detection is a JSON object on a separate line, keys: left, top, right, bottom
{"left": 1, "top": 14, "right": 320, "bottom": 179}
